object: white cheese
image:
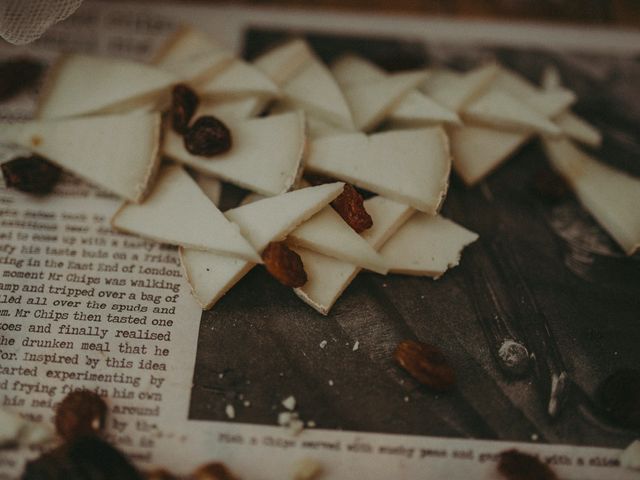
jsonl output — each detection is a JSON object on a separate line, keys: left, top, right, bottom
{"left": 521, "top": 89, "right": 576, "bottom": 118}
{"left": 449, "top": 124, "right": 530, "bottom": 186}
{"left": 379, "top": 214, "right": 478, "bottom": 277}
{"left": 163, "top": 111, "right": 305, "bottom": 196}
{"left": 198, "top": 59, "right": 280, "bottom": 99}
{"left": 620, "top": 440, "right": 640, "bottom": 471}
{"left": 112, "top": 165, "right": 260, "bottom": 262}
{"left": 282, "top": 396, "right": 296, "bottom": 411}
{"left": 0, "top": 112, "right": 161, "bottom": 202}
{"left": 193, "top": 173, "right": 222, "bottom": 206}
{"left": 289, "top": 206, "right": 389, "bottom": 274}
{"left": 293, "top": 196, "right": 414, "bottom": 315}
{"left": 37, "top": 54, "right": 176, "bottom": 119}
{"left": 197, "top": 96, "right": 268, "bottom": 123}
{"left": 542, "top": 137, "right": 640, "bottom": 255}
{"left": 253, "top": 38, "right": 314, "bottom": 86}
{"left": 422, "top": 63, "right": 498, "bottom": 111}
{"left": 305, "top": 127, "right": 450, "bottom": 214}
{"left": 555, "top": 111, "right": 602, "bottom": 147}
{"left": 181, "top": 183, "right": 344, "bottom": 309}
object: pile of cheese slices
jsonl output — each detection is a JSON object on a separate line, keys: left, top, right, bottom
{"left": 1, "top": 26, "right": 638, "bottom": 314}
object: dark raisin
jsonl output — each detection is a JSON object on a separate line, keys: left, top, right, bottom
{"left": 192, "top": 462, "right": 240, "bottom": 480}
{"left": 597, "top": 368, "right": 640, "bottom": 431}
{"left": 531, "top": 167, "right": 570, "bottom": 204}
{"left": 393, "top": 340, "right": 455, "bottom": 391}
{"left": 171, "top": 83, "right": 199, "bottom": 134}
{"left": 0, "top": 58, "right": 44, "bottom": 102}
{"left": 184, "top": 116, "right": 232, "bottom": 157}
{"left": 331, "top": 184, "right": 373, "bottom": 233}
{"left": 54, "top": 390, "right": 107, "bottom": 441}
{"left": 2, "top": 155, "right": 61, "bottom": 194}
{"left": 262, "top": 241, "right": 307, "bottom": 288}
{"left": 497, "top": 449, "right": 558, "bottom": 480}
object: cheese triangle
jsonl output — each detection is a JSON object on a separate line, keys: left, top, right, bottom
{"left": 332, "top": 54, "right": 459, "bottom": 126}
{"left": 463, "top": 89, "right": 561, "bottom": 135}
{"left": 193, "top": 173, "right": 222, "bottom": 206}
{"left": 307, "top": 114, "right": 346, "bottom": 139}
{"left": 541, "top": 65, "right": 561, "bottom": 90}
{"left": 341, "top": 71, "right": 429, "bottom": 131}
{"left": 152, "top": 26, "right": 233, "bottom": 84}
{"left": 180, "top": 182, "right": 345, "bottom": 308}
{"left": 422, "top": 64, "right": 498, "bottom": 111}
{"left": 0, "top": 112, "right": 161, "bottom": 202}
{"left": 305, "top": 127, "right": 450, "bottom": 214}
{"left": 37, "top": 55, "right": 176, "bottom": 119}
{"left": 112, "top": 165, "right": 260, "bottom": 262}
{"left": 163, "top": 111, "right": 305, "bottom": 196}
{"left": 293, "top": 196, "right": 414, "bottom": 315}
{"left": 379, "top": 214, "right": 478, "bottom": 277}
{"left": 282, "top": 56, "right": 355, "bottom": 130}
{"left": 555, "top": 111, "right": 602, "bottom": 147}
{"left": 253, "top": 38, "right": 314, "bottom": 86}
{"left": 449, "top": 125, "right": 530, "bottom": 186}
{"left": 198, "top": 59, "right": 280, "bottom": 99}
{"left": 542, "top": 138, "right": 640, "bottom": 255}
{"left": 197, "top": 96, "right": 268, "bottom": 123}
{"left": 288, "top": 207, "right": 389, "bottom": 274}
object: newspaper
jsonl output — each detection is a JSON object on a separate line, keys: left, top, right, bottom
{"left": 1, "top": 1, "right": 639, "bottom": 478}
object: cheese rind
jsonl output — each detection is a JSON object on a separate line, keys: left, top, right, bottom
{"left": 163, "top": 111, "right": 305, "bottom": 196}
{"left": 288, "top": 207, "right": 389, "bottom": 274}
{"left": 306, "top": 127, "right": 450, "bottom": 214}
{"left": 181, "top": 183, "right": 345, "bottom": 309}
{"left": 112, "top": 165, "right": 261, "bottom": 262}
{"left": 542, "top": 138, "right": 640, "bottom": 256}
{"left": 0, "top": 112, "right": 161, "bottom": 202}
{"left": 38, "top": 55, "right": 176, "bottom": 119}
{"left": 379, "top": 214, "right": 478, "bottom": 277}
{"left": 293, "top": 196, "right": 414, "bottom": 315}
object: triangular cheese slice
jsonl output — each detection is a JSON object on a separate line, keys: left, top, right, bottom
{"left": 293, "top": 196, "right": 414, "bottom": 315}
{"left": 341, "top": 71, "right": 429, "bottom": 131}
{"left": 152, "top": 26, "right": 233, "bottom": 84}
{"left": 282, "top": 56, "right": 355, "bottom": 130}
{"left": 163, "top": 111, "right": 305, "bottom": 196}
{"left": 0, "top": 112, "right": 161, "bottom": 202}
{"left": 332, "top": 55, "right": 459, "bottom": 126}
{"left": 112, "top": 165, "right": 260, "bottom": 262}
{"left": 541, "top": 65, "right": 561, "bottom": 90}
{"left": 253, "top": 39, "right": 314, "bottom": 86}
{"left": 379, "top": 214, "right": 478, "bottom": 277}
{"left": 555, "top": 111, "right": 602, "bottom": 147}
{"left": 305, "top": 127, "right": 450, "bottom": 214}
{"left": 422, "top": 64, "right": 498, "bottom": 111}
{"left": 542, "top": 138, "right": 640, "bottom": 255}
{"left": 37, "top": 55, "right": 176, "bottom": 119}
{"left": 463, "top": 89, "right": 561, "bottom": 135}
{"left": 193, "top": 173, "right": 222, "bottom": 206}
{"left": 180, "top": 182, "right": 344, "bottom": 308}
{"left": 197, "top": 96, "right": 268, "bottom": 123}
{"left": 449, "top": 125, "right": 530, "bottom": 186}
{"left": 307, "top": 114, "right": 346, "bottom": 139}
{"left": 288, "top": 207, "right": 389, "bottom": 274}
{"left": 198, "top": 59, "right": 280, "bottom": 99}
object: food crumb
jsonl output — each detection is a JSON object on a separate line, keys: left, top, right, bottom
{"left": 307, "top": 420, "right": 316, "bottom": 428}
{"left": 225, "top": 404, "right": 235, "bottom": 419}
{"left": 282, "top": 395, "right": 296, "bottom": 411}
{"left": 292, "top": 457, "right": 323, "bottom": 480}
{"left": 404, "top": 396, "right": 409, "bottom": 402}
{"left": 243, "top": 400, "right": 251, "bottom": 408}
{"left": 218, "top": 373, "right": 224, "bottom": 379}
{"left": 328, "top": 380, "right": 334, "bottom": 386}
{"left": 319, "top": 340, "right": 327, "bottom": 349}
{"left": 531, "top": 433, "right": 539, "bottom": 441}
{"left": 352, "top": 341, "right": 359, "bottom": 351}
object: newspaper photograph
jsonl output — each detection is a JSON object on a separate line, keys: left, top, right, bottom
{"left": 0, "top": 1, "right": 639, "bottom": 479}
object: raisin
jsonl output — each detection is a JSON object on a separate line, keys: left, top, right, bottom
{"left": 0, "top": 58, "right": 44, "bottom": 102}
{"left": 497, "top": 449, "right": 558, "bottom": 480}
{"left": 171, "top": 83, "right": 199, "bottom": 134}
{"left": 54, "top": 390, "right": 107, "bottom": 442}
{"left": 393, "top": 340, "right": 455, "bottom": 391}
{"left": 262, "top": 242, "right": 307, "bottom": 288}
{"left": 192, "top": 462, "right": 240, "bottom": 480}
{"left": 331, "top": 184, "right": 373, "bottom": 233}
{"left": 184, "top": 116, "right": 232, "bottom": 157}
{"left": 1, "top": 155, "right": 61, "bottom": 194}
{"left": 531, "top": 167, "right": 570, "bottom": 204}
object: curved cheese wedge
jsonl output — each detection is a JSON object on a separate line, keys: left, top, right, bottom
{"left": 37, "top": 55, "right": 176, "bottom": 119}
{"left": 181, "top": 182, "right": 345, "bottom": 308}
{"left": 555, "top": 111, "right": 601, "bottom": 147}
{"left": 463, "top": 89, "right": 561, "bottom": 136}
{"left": 198, "top": 59, "right": 280, "bottom": 99}
{"left": 0, "top": 112, "right": 161, "bottom": 202}
{"left": 449, "top": 125, "right": 530, "bottom": 186}
{"left": 293, "top": 196, "right": 414, "bottom": 315}
{"left": 282, "top": 56, "right": 354, "bottom": 130}
{"left": 288, "top": 207, "right": 389, "bottom": 274}
{"left": 522, "top": 89, "right": 576, "bottom": 118}
{"left": 331, "top": 54, "right": 383, "bottom": 86}
{"left": 112, "top": 165, "right": 260, "bottom": 262}
{"left": 152, "top": 26, "right": 232, "bottom": 84}
{"left": 253, "top": 38, "right": 314, "bottom": 86}
{"left": 163, "top": 111, "right": 305, "bottom": 196}
{"left": 342, "top": 71, "right": 429, "bottom": 131}
{"left": 542, "top": 138, "right": 640, "bottom": 255}
{"left": 305, "top": 128, "right": 450, "bottom": 214}
{"left": 422, "top": 64, "right": 498, "bottom": 112}
{"left": 379, "top": 214, "right": 478, "bottom": 278}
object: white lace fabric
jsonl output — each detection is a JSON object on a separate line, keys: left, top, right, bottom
{"left": 0, "top": 0, "right": 83, "bottom": 45}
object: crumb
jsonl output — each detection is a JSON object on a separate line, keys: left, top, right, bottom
{"left": 403, "top": 396, "right": 409, "bottom": 402}
{"left": 307, "top": 421, "right": 316, "bottom": 428}
{"left": 218, "top": 373, "right": 224, "bottom": 379}
{"left": 531, "top": 433, "right": 539, "bottom": 441}
{"left": 243, "top": 400, "right": 251, "bottom": 407}
{"left": 292, "top": 457, "right": 323, "bottom": 480}
{"left": 278, "top": 411, "right": 304, "bottom": 436}
{"left": 282, "top": 395, "right": 296, "bottom": 411}
{"left": 225, "top": 404, "right": 235, "bottom": 419}
{"left": 319, "top": 340, "right": 327, "bottom": 349}
{"left": 328, "top": 380, "right": 334, "bottom": 387}
{"left": 352, "top": 341, "right": 359, "bottom": 351}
